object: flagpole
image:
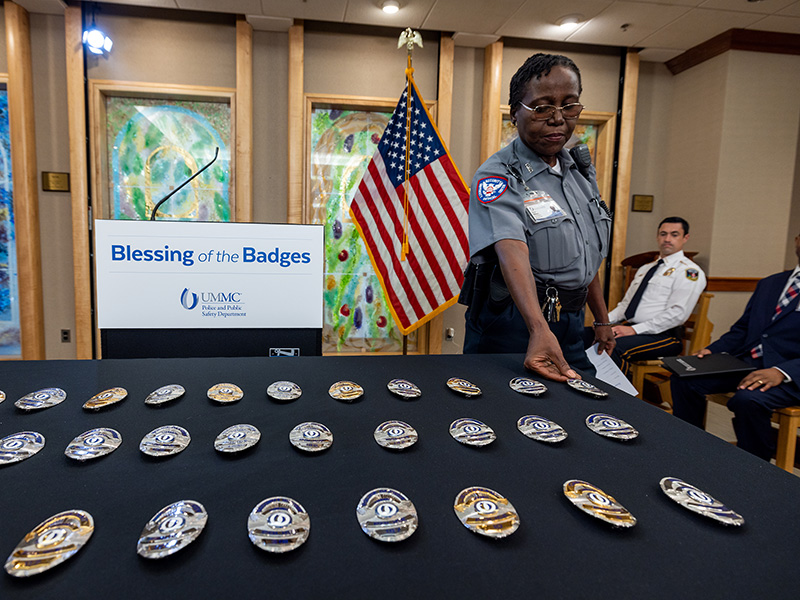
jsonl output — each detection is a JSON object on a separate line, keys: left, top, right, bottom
{"left": 398, "top": 28, "right": 422, "bottom": 263}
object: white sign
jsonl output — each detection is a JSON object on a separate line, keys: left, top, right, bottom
{"left": 95, "top": 220, "right": 323, "bottom": 329}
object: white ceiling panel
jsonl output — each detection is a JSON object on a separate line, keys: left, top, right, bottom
{"left": 778, "top": 1, "right": 800, "bottom": 16}
{"left": 421, "top": 0, "right": 527, "bottom": 34}
{"left": 747, "top": 14, "right": 800, "bottom": 34}
{"left": 246, "top": 15, "right": 294, "bottom": 31}
{"left": 14, "top": 0, "right": 66, "bottom": 15}
{"left": 496, "top": 0, "right": 614, "bottom": 39}
{"left": 699, "top": 0, "right": 796, "bottom": 14}
{"left": 259, "top": 0, "right": 348, "bottom": 21}
{"left": 638, "top": 7, "right": 763, "bottom": 49}
{"left": 344, "top": 0, "right": 436, "bottom": 29}
{"left": 566, "top": 1, "right": 691, "bottom": 47}
{"left": 177, "top": 0, "right": 261, "bottom": 13}
{"left": 92, "top": 0, "right": 181, "bottom": 8}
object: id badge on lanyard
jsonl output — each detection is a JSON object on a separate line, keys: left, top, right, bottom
{"left": 524, "top": 190, "right": 567, "bottom": 223}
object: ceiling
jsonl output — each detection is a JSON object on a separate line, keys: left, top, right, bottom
{"left": 15, "top": 0, "right": 800, "bottom": 62}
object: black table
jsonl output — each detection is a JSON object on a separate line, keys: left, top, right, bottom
{"left": 1, "top": 354, "right": 798, "bottom": 599}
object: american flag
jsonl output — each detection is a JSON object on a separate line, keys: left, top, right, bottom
{"left": 350, "top": 76, "right": 470, "bottom": 335}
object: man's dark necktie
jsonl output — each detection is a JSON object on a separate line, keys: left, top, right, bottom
{"left": 624, "top": 259, "right": 664, "bottom": 321}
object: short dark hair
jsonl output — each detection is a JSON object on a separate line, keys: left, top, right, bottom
{"left": 659, "top": 216, "right": 689, "bottom": 235}
{"left": 509, "top": 53, "right": 582, "bottom": 113}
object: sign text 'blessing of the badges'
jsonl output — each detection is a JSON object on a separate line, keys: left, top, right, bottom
{"left": 94, "top": 220, "right": 323, "bottom": 330}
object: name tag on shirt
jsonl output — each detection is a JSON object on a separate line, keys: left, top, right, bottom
{"left": 524, "top": 190, "right": 566, "bottom": 223}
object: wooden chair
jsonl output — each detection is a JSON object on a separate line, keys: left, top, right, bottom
{"left": 628, "top": 292, "right": 714, "bottom": 411}
{"left": 707, "top": 393, "right": 800, "bottom": 473}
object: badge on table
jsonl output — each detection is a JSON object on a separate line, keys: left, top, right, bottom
{"left": 449, "top": 418, "right": 496, "bottom": 446}
{"left": 563, "top": 480, "right": 636, "bottom": 528}
{"left": 248, "top": 496, "right": 310, "bottom": 553}
{"left": 329, "top": 380, "right": 364, "bottom": 402}
{"left": 207, "top": 383, "right": 243, "bottom": 404}
{"left": 137, "top": 500, "right": 207, "bottom": 559}
{"left": 374, "top": 420, "right": 418, "bottom": 450}
{"left": 453, "top": 486, "right": 519, "bottom": 539}
{"left": 4, "top": 509, "right": 94, "bottom": 577}
{"left": 65, "top": 428, "right": 122, "bottom": 461}
{"left": 659, "top": 477, "right": 744, "bottom": 526}
{"left": 517, "top": 415, "right": 568, "bottom": 443}
{"left": 356, "top": 488, "right": 418, "bottom": 542}
{"left": 509, "top": 377, "right": 547, "bottom": 396}
{"left": 387, "top": 378, "right": 422, "bottom": 399}
{"left": 585, "top": 413, "right": 639, "bottom": 440}
{"left": 289, "top": 422, "right": 333, "bottom": 452}
{"left": 0, "top": 390, "right": 5, "bottom": 403}
{"left": 524, "top": 190, "right": 567, "bottom": 223}
{"left": 214, "top": 424, "right": 261, "bottom": 453}
{"left": 567, "top": 379, "right": 608, "bottom": 398}
{"left": 0, "top": 431, "right": 45, "bottom": 465}
{"left": 15, "top": 387, "right": 66, "bottom": 411}
{"left": 267, "top": 380, "right": 302, "bottom": 402}
{"left": 139, "top": 425, "right": 191, "bottom": 457}
{"left": 144, "top": 384, "right": 185, "bottom": 406}
{"left": 446, "top": 377, "right": 481, "bottom": 397}
{"left": 83, "top": 387, "right": 127, "bottom": 410}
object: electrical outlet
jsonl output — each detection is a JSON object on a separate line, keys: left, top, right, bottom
{"left": 60, "top": 329, "right": 71, "bottom": 343}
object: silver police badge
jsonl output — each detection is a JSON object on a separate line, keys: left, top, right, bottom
{"left": 15, "top": 387, "right": 67, "bottom": 411}
{"left": 267, "top": 380, "right": 302, "bottom": 402}
{"left": 4, "top": 509, "right": 94, "bottom": 577}
{"left": 517, "top": 415, "right": 568, "bottom": 443}
{"left": 0, "top": 390, "right": 5, "bottom": 403}
{"left": 139, "top": 425, "right": 191, "bottom": 457}
{"left": 509, "top": 377, "right": 548, "bottom": 396}
{"left": 387, "top": 379, "right": 422, "bottom": 399}
{"left": 374, "top": 420, "right": 418, "bottom": 450}
{"left": 585, "top": 413, "right": 639, "bottom": 440}
{"left": 453, "top": 486, "right": 520, "bottom": 539}
{"left": 207, "top": 383, "right": 243, "bottom": 404}
{"left": 0, "top": 431, "right": 45, "bottom": 465}
{"left": 329, "top": 380, "right": 364, "bottom": 402}
{"left": 137, "top": 500, "right": 208, "bottom": 559}
{"left": 563, "top": 480, "right": 637, "bottom": 528}
{"left": 566, "top": 378, "right": 608, "bottom": 398}
{"left": 356, "top": 488, "right": 418, "bottom": 542}
{"left": 65, "top": 428, "right": 122, "bottom": 461}
{"left": 659, "top": 477, "right": 744, "bottom": 526}
{"left": 214, "top": 424, "right": 261, "bottom": 453}
{"left": 144, "top": 384, "right": 185, "bottom": 405}
{"left": 446, "top": 377, "right": 481, "bottom": 397}
{"left": 449, "top": 418, "right": 496, "bottom": 446}
{"left": 248, "top": 496, "right": 310, "bottom": 553}
{"left": 289, "top": 422, "right": 333, "bottom": 452}
{"left": 83, "top": 387, "right": 128, "bottom": 410}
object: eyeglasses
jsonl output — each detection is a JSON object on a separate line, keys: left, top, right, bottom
{"left": 518, "top": 101, "right": 584, "bottom": 120}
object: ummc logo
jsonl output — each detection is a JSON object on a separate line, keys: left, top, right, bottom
{"left": 180, "top": 288, "right": 198, "bottom": 310}
{"left": 200, "top": 292, "right": 242, "bottom": 303}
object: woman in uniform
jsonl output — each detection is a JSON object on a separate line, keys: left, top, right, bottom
{"left": 461, "top": 53, "right": 615, "bottom": 380}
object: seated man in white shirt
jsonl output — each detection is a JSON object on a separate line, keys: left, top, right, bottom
{"left": 606, "top": 217, "right": 707, "bottom": 376}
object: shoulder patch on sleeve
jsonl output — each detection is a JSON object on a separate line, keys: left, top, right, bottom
{"left": 686, "top": 268, "right": 699, "bottom": 281}
{"left": 476, "top": 176, "right": 508, "bottom": 204}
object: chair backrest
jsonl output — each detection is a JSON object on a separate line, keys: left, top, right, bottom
{"left": 683, "top": 292, "right": 714, "bottom": 354}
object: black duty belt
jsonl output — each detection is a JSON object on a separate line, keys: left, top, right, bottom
{"left": 536, "top": 284, "right": 588, "bottom": 314}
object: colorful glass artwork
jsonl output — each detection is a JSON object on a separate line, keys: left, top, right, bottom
{"left": 105, "top": 96, "right": 231, "bottom": 221}
{"left": 0, "top": 90, "right": 21, "bottom": 357}
{"left": 309, "top": 107, "right": 417, "bottom": 353}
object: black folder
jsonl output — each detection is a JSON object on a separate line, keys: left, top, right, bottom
{"left": 661, "top": 353, "right": 755, "bottom": 378}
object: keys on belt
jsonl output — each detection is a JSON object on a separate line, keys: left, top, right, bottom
{"left": 542, "top": 286, "right": 562, "bottom": 323}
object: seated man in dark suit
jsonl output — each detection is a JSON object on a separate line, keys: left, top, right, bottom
{"left": 671, "top": 232, "right": 800, "bottom": 461}
{"left": 604, "top": 217, "right": 706, "bottom": 376}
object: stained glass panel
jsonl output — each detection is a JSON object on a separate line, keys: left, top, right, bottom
{"left": 0, "top": 89, "right": 21, "bottom": 357}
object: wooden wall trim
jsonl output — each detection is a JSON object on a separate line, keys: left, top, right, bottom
{"left": 608, "top": 50, "right": 639, "bottom": 310}
{"left": 706, "top": 277, "right": 760, "bottom": 293}
{"left": 479, "top": 40, "right": 503, "bottom": 163}
{"left": 235, "top": 18, "right": 253, "bottom": 223}
{"left": 667, "top": 29, "right": 800, "bottom": 75}
{"left": 5, "top": 2, "right": 45, "bottom": 359}
{"left": 287, "top": 20, "right": 304, "bottom": 224}
{"left": 65, "top": 5, "right": 93, "bottom": 359}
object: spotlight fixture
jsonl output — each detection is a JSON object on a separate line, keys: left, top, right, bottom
{"left": 556, "top": 14, "right": 583, "bottom": 31}
{"left": 382, "top": 1, "right": 400, "bottom": 14}
{"left": 83, "top": 27, "right": 113, "bottom": 55}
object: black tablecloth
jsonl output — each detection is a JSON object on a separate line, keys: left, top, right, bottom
{"left": 0, "top": 354, "right": 798, "bottom": 599}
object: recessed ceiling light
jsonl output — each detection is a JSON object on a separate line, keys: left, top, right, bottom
{"left": 382, "top": 1, "right": 400, "bottom": 14}
{"left": 556, "top": 14, "right": 583, "bottom": 30}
